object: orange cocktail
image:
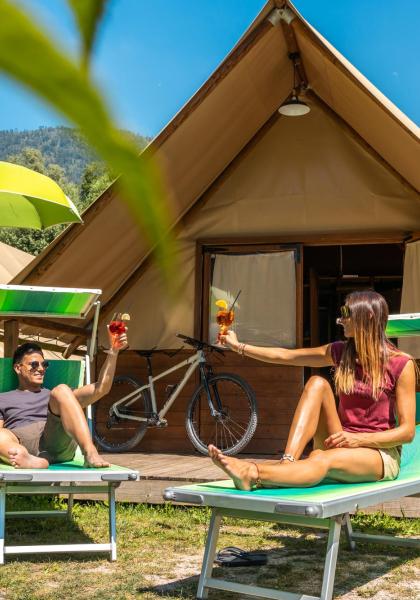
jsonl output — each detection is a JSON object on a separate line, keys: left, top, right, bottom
{"left": 215, "top": 300, "right": 234, "bottom": 345}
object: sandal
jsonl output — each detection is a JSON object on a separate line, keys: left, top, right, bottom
{"left": 215, "top": 546, "right": 267, "bottom": 567}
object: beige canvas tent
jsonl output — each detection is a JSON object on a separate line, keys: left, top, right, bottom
{"left": 0, "top": 241, "right": 33, "bottom": 285}
{"left": 8, "top": 0, "right": 420, "bottom": 453}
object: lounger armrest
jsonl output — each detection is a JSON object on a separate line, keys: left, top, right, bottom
{"left": 0, "top": 473, "right": 33, "bottom": 482}
{"left": 275, "top": 502, "right": 322, "bottom": 517}
{"left": 101, "top": 473, "right": 138, "bottom": 482}
{"left": 163, "top": 489, "right": 204, "bottom": 505}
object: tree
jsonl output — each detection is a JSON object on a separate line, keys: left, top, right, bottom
{"left": 79, "top": 162, "right": 112, "bottom": 211}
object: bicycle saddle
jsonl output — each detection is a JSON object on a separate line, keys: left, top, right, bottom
{"left": 176, "top": 333, "right": 224, "bottom": 354}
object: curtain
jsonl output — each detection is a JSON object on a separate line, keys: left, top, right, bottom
{"left": 209, "top": 251, "right": 296, "bottom": 347}
{"left": 399, "top": 241, "right": 420, "bottom": 358}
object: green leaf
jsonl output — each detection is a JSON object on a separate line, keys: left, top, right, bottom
{"left": 67, "top": 0, "right": 108, "bottom": 69}
{"left": 0, "top": 0, "right": 175, "bottom": 284}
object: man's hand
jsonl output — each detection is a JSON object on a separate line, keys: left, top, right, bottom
{"left": 324, "top": 431, "right": 362, "bottom": 449}
{"left": 219, "top": 329, "right": 239, "bottom": 351}
{"left": 107, "top": 326, "right": 128, "bottom": 352}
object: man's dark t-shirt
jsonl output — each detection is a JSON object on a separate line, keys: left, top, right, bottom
{"left": 0, "top": 388, "right": 50, "bottom": 430}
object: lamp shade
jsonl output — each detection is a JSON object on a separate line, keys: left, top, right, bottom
{"left": 278, "top": 95, "right": 310, "bottom": 117}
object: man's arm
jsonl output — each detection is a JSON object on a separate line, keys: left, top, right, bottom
{"left": 73, "top": 328, "right": 128, "bottom": 408}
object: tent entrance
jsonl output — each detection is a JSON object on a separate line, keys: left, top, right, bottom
{"left": 303, "top": 243, "right": 404, "bottom": 378}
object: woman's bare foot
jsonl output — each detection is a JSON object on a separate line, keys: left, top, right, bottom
{"left": 208, "top": 444, "right": 257, "bottom": 491}
{"left": 8, "top": 446, "right": 49, "bottom": 469}
{"left": 83, "top": 447, "right": 110, "bottom": 468}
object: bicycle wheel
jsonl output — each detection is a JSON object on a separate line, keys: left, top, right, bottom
{"left": 93, "top": 376, "right": 152, "bottom": 452}
{"left": 186, "top": 372, "right": 258, "bottom": 455}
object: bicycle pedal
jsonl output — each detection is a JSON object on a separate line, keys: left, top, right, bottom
{"left": 156, "top": 419, "right": 168, "bottom": 428}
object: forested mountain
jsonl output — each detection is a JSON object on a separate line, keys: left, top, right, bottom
{"left": 0, "top": 127, "right": 150, "bottom": 255}
{"left": 0, "top": 126, "right": 150, "bottom": 183}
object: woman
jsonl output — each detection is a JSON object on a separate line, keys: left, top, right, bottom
{"left": 209, "top": 290, "right": 416, "bottom": 491}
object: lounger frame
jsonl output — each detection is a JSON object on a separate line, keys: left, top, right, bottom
{"left": 0, "top": 465, "right": 138, "bottom": 563}
{"left": 164, "top": 472, "right": 420, "bottom": 600}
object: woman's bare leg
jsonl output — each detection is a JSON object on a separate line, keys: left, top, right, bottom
{"left": 0, "top": 429, "right": 49, "bottom": 469}
{"left": 208, "top": 444, "right": 383, "bottom": 491}
{"left": 49, "top": 384, "right": 110, "bottom": 467}
{"left": 283, "top": 376, "right": 342, "bottom": 458}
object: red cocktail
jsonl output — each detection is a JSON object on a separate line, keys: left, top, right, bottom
{"left": 109, "top": 313, "right": 129, "bottom": 337}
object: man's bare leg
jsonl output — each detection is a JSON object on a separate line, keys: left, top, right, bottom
{"left": 49, "top": 384, "right": 110, "bottom": 467}
{"left": 0, "top": 429, "right": 48, "bottom": 469}
{"left": 208, "top": 444, "right": 383, "bottom": 490}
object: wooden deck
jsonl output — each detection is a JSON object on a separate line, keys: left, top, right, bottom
{"left": 73, "top": 452, "right": 420, "bottom": 517}
{"left": 98, "top": 452, "right": 270, "bottom": 504}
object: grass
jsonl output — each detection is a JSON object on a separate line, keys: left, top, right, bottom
{"left": 0, "top": 496, "right": 419, "bottom": 600}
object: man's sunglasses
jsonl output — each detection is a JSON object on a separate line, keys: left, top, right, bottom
{"left": 339, "top": 305, "right": 351, "bottom": 319}
{"left": 24, "top": 360, "right": 50, "bottom": 370}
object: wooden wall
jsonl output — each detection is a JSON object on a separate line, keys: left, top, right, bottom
{"left": 95, "top": 350, "right": 304, "bottom": 454}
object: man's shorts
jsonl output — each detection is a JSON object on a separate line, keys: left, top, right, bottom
{"left": 10, "top": 412, "right": 77, "bottom": 464}
{"left": 378, "top": 446, "right": 401, "bottom": 481}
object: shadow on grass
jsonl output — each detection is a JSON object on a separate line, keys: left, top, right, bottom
{"left": 4, "top": 496, "right": 108, "bottom": 564}
{"left": 136, "top": 528, "right": 419, "bottom": 599}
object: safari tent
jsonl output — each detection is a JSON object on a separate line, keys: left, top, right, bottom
{"left": 8, "top": 1, "right": 420, "bottom": 453}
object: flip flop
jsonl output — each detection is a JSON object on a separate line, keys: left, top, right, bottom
{"left": 215, "top": 546, "right": 267, "bottom": 567}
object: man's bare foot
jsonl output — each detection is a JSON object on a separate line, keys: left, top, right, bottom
{"left": 8, "top": 446, "right": 49, "bottom": 469}
{"left": 83, "top": 447, "right": 110, "bottom": 468}
{"left": 208, "top": 444, "right": 257, "bottom": 491}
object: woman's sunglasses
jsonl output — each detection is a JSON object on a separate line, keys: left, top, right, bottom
{"left": 339, "top": 305, "right": 351, "bottom": 319}
{"left": 24, "top": 360, "right": 50, "bottom": 371}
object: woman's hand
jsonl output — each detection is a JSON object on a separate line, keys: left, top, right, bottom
{"left": 107, "top": 325, "right": 128, "bottom": 352}
{"left": 324, "top": 431, "right": 362, "bottom": 449}
{"left": 219, "top": 329, "right": 239, "bottom": 351}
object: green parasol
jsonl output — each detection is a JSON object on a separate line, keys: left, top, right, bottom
{"left": 0, "top": 161, "right": 82, "bottom": 229}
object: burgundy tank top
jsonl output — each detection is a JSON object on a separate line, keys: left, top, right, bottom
{"left": 330, "top": 341, "right": 411, "bottom": 433}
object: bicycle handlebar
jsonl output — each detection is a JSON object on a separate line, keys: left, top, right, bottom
{"left": 176, "top": 333, "right": 225, "bottom": 355}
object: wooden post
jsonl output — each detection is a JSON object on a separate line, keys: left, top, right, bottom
{"left": 4, "top": 320, "right": 19, "bottom": 357}
{"left": 309, "top": 268, "right": 320, "bottom": 347}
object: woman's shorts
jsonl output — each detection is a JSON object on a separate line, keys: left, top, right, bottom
{"left": 378, "top": 446, "right": 401, "bottom": 481}
{"left": 10, "top": 411, "right": 77, "bottom": 464}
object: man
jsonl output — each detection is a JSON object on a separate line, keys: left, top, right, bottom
{"left": 0, "top": 326, "right": 127, "bottom": 469}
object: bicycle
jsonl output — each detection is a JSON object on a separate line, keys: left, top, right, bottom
{"left": 92, "top": 333, "right": 258, "bottom": 455}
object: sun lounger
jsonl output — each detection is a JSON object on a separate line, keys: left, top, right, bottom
{"left": 0, "top": 284, "right": 140, "bottom": 563}
{"left": 0, "top": 357, "right": 139, "bottom": 563}
{"left": 164, "top": 396, "right": 420, "bottom": 600}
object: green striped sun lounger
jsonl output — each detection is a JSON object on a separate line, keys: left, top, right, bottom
{"left": 0, "top": 358, "right": 139, "bottom": 563}
{"left": 0, "top": 285, "right": 139, "bottom": 563}
{"left": 164, "top": 396, "right": 420, "bottom": 600}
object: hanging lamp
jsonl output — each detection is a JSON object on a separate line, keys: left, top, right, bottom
{"left": 278, "top": 52, "right": 310, "bottom": 117}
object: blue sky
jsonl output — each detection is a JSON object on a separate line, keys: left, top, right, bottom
{"left": 1, "top": 0, "right": 419, "bottom": 136}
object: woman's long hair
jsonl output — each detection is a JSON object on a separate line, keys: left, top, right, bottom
{"left": 334, "top": 290, "right": 393, "bottom": 399}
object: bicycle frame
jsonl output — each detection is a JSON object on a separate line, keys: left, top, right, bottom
{"left": 112, "top": 349, "right": 213, "bottom": 423}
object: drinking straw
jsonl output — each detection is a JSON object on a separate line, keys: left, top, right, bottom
{"left": 229, "top": 290, "right": 242, "bottom": 312}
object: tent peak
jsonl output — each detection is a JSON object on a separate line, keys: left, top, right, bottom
{"left": 267, "top": 6, "right": 295, "bottom": 27}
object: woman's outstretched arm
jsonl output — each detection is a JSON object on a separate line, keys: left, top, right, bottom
{"left": 221, "top": 330, "right": 335, "bottom": 368}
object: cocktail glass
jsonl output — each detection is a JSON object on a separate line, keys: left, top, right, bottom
{"left": 215, "top": 300, "right": 234, "bottom": 345}
{"left": 109, "top": 312, "right": 130, "bottom": 340}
